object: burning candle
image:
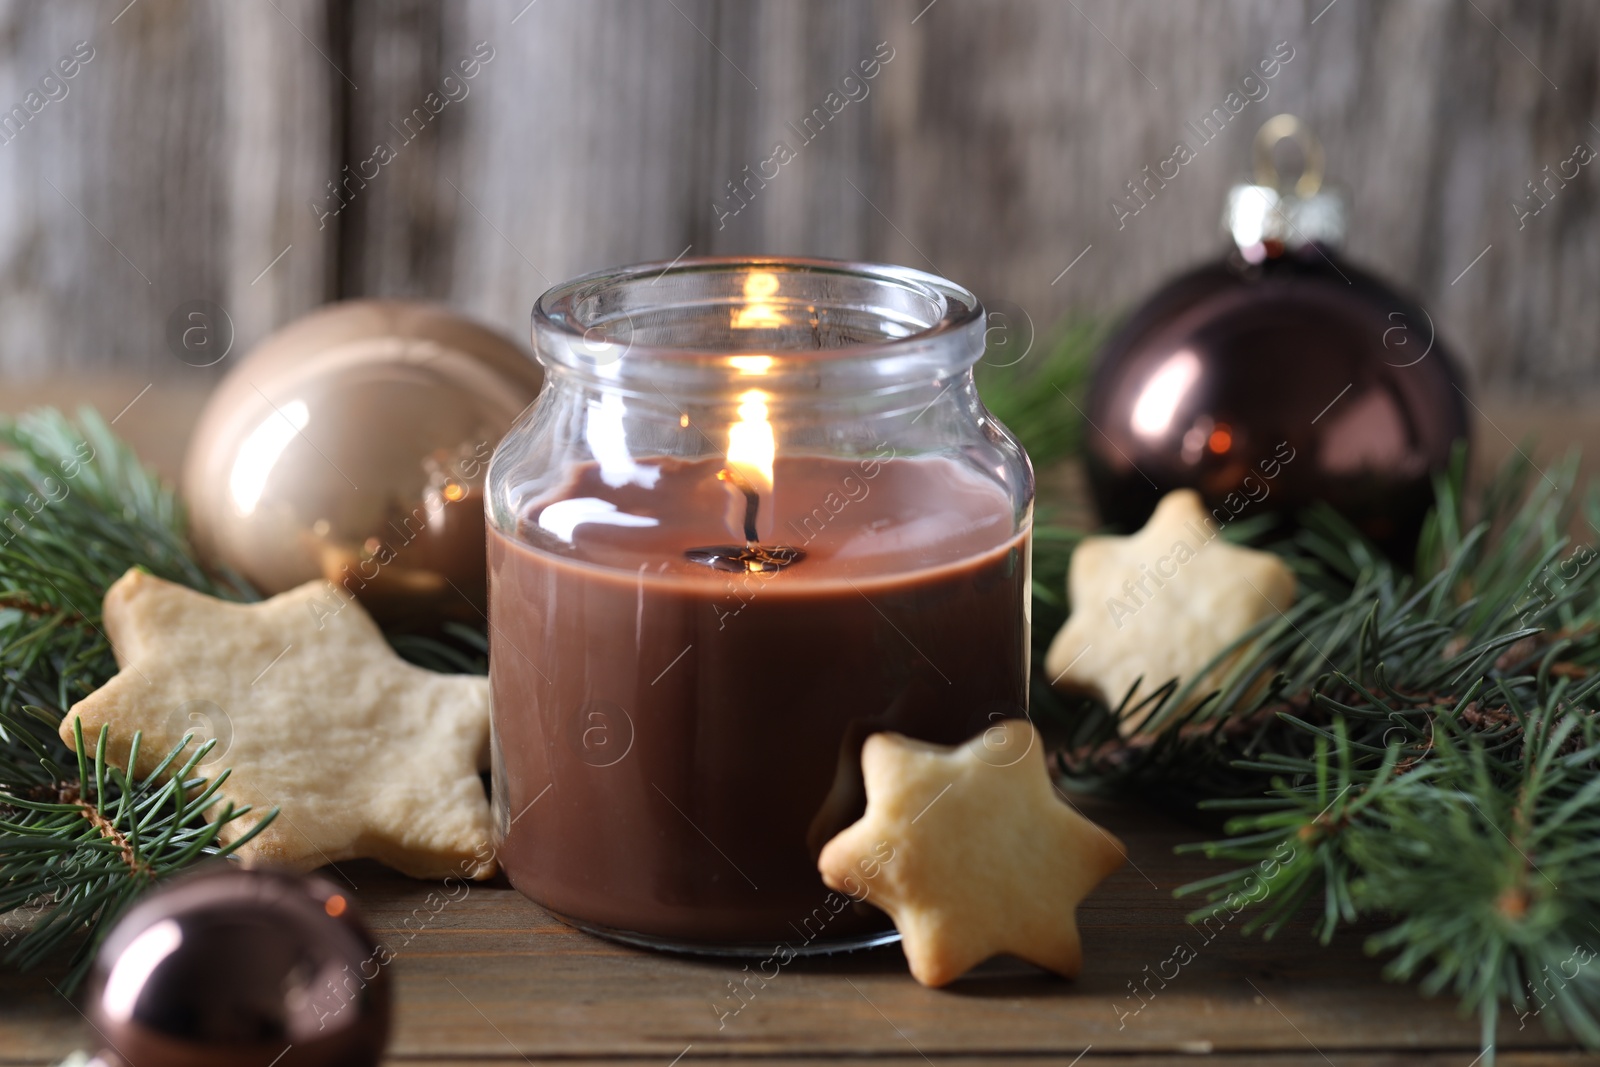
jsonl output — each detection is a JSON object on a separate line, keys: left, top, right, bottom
{"left": 487, "top": 259, "right": 1033, "bottom": 952}
{"left": 684, "top": 385, "right": 802, "bottom": 574}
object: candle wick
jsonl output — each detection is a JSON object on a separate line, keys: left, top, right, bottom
{"left": 688, "top": 467, "right": 805, "bottom": 574}
{"left": 719, "top": 467, "right": 762, "bottom": 544}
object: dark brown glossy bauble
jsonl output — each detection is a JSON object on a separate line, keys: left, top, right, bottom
{"left": 183, "top": 300, "right": 543, "bottom": 631}
{"left": 1084, "top": 247, "right": 1469, "bottom": 557}
{"left": 84, "top": 866, "right": 390, "bottom": 1067}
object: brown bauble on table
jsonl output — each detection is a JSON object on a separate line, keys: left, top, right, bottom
{"left": 83, "top": 866, "right": 390, "bottom": 1067}
{"left": 183, "top": 300, "right": 542, "bottom": 629}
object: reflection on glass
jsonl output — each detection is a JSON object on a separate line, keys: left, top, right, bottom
{"left": 537, "top": 497, "right": 659, "bottom": 543}
{"left": 730, "top": 271, "right": 788, "bottom": 329}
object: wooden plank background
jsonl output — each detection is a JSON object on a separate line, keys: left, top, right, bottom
{"left": 0, "top": 0, "right": 1595, "bottom": 394}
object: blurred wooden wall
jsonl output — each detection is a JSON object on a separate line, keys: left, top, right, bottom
{"left": 0, "top": 0, "right": 1595, "bottom": 397}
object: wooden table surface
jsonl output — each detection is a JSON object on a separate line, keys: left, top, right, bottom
{"left": 0, "top": 798, "right": 1591, "bottom": 1066}
{"left": 0, "top": 796, "right": 1593, "bottom": 1062}
{"left": 2, "top": 380, "right": 1598, "bottom": 1065}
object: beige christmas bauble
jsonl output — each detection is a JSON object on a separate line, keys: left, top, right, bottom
{"left": 183, "top": 300, "right": 542, "bottom": 629}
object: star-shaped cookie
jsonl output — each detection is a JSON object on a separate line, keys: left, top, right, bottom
{"left": 59, "top": 568, "right": 495, "bottom": 880}
{"left": 1045, "top": 489, "right": 1295, "bottom": 732}
{"left": 817, "top": 720, "right": 1125, "bottom": 987}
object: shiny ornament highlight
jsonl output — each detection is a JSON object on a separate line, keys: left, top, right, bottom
{"left": 84, "top": 867, "right": 390, "bottom": 1067}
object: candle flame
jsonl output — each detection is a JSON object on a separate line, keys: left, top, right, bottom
{"left": 729, "top": 355, "right": 774, "bottom": 375}
{"left": 730, "top": 271, "right": 788, "bottom": 330}
{"left": 726, "top": 388, "right": 775, "bottom": 495}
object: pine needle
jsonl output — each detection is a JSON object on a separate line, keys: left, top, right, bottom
{"left": 1053, "top": 446, "right": 1600, "bottom": 1062}
{"left": 0, "top": 409, "right": 267, "bottom": 990}
{"left": 975, "top": 317, "right": 1100, "bottom": 471}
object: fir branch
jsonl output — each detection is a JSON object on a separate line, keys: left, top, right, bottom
{"left": 975, "top": 317, "right": 1100, "bottom": 471}
{"left": 0, "top": 409, "right": 264, "bottom": 990}
{"left": 1351, "top": 707, "right": 1600, "bottom": 1051}
{"left": 0, "top": 716, "right": 274, "bottom": 988}
{"left": 0, "top": 408, "right": 250, "bottom": 720}
{"left": 1055, "top": 447, "right": 1600, "bottom": 793}
{"left": 1046, "top": 447, "right": 1600, "bottom": 1063}
{"left": 388, "top": 621, "right": 490, "bottom": 675}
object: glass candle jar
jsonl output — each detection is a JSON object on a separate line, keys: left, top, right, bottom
{"left": 486, "top": 257, "right": 1033, "bottom": 954}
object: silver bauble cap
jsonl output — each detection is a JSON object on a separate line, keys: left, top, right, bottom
{"left": 1224, "top": 114, "right": 1347, "bottom": 262}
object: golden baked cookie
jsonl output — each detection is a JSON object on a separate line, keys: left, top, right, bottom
{"left": 818, "top": 720, "right": 1124, "bottom": 987}
{"left": 1044, "top": 489, "right": 1296, "bottom": 732}
{"left": 59, "top": 568, "right": 495, "bottom": 880}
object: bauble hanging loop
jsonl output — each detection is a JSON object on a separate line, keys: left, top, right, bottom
{"left": 1252, "top": 113, "right": 1324, "bottom": 196}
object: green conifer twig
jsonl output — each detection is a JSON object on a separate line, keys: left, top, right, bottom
{"left": 1047, "top": 447, "right": 1600, "bottom": 1063}
{"left": 0, "top": 409, "right": 271, "bottom": 989}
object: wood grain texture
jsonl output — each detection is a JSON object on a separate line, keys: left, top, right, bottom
{"left": 0, "top": 0, "right": 335, "bottom": 384}
{"left": 384, "top": 1060, "right": 1595, "bottom": 1067}
{"left": 0, "top": 0, "right": 1594, "bottom": 396}
{"left": 0, "top": 798, "right": 1586, "bottom": 1065}
{"left": 380, "top": 1059, "right": 1600, "bottom": 1067}
{"left": 861, "top": 0, "right": 1600, "bottom": 394}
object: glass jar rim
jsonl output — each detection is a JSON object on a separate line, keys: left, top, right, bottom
{"left": 530, "top": 256, "right": 987, "bottom": 393}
